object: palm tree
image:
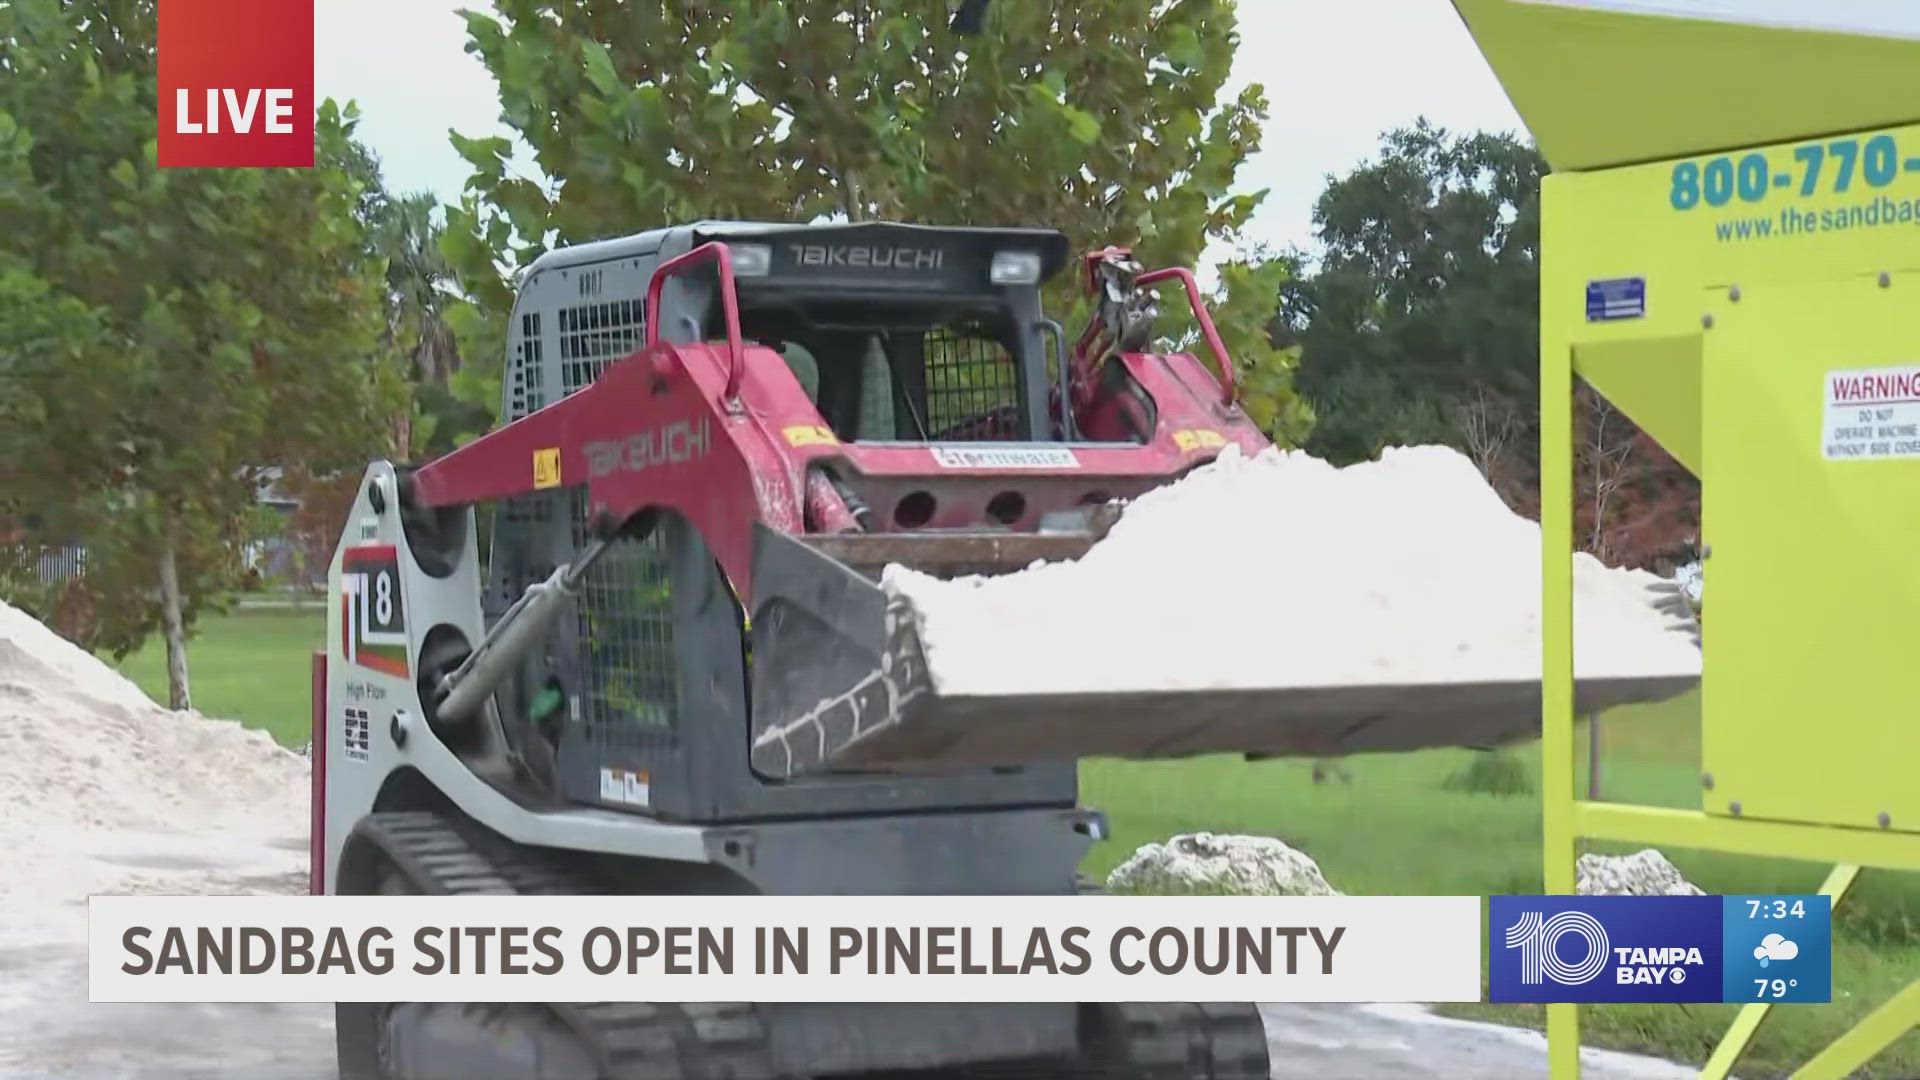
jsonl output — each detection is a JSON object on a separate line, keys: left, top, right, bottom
{"left": 372, "top": 191, "right": 461, "bottom": 389}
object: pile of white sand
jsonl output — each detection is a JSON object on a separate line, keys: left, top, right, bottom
{"left": 883, "top": 444, "right": 1702, "bottom": 695}
{"left": 0, "top": 601, "right": 310, "bottom": 912}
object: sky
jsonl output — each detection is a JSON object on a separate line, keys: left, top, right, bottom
{"left": 314, "top": 1, "right": 1529, "bottom": 264}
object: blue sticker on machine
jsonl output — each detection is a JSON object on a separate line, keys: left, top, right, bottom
{"left": 1587, "top": 277, "right": 1646, "bottom": 322}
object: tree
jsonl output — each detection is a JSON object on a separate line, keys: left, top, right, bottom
{"left": 1573, "top": 386, "right": 1697, "bottom": 572}
{"left": 1454, "top": 387, "right": 1520, "bottom": 482}
{"left": 375, "top": 194, "right": 460, "bottom": 383}
{"left": 442, "top": 0, "right": 1311, "bottom": 445}
{"left": 1190, "top": 254, "right": 1316, "bottom": 441}
{"left": 262, "top": 142, "right": 497, "bottom": 580}
{"left": 0, "top": 0, "right": 403, "bottom": 708}
{"left": 344, "top": 144, "right": 498, "bottom": 458}
{"left": 1277, "top": 120, "right": 1697, "bottom": 567}
{"left": 1278, "top": 119, "right": 1544, "bottom": 483}
{"left": 1576, "top": 383, "right": 1637, "bottom": 564}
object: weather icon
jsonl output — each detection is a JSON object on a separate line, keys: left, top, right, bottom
{"left": 1754, "top": 934, "right": 1799, "bottom": 968}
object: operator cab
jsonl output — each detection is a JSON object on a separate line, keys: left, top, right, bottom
{"left": 500, "top": 220, "right": 1143, "bottom": 445}
{"left": 681, "top": 222, "right": 1070, "bottom": 444}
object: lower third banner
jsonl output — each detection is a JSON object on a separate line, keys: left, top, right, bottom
{"left": 90, "top": 894, "right": 1482, "bottom": 1004}
{"left": 1488, "top": 894, "right": 1831, "bottom": 1004}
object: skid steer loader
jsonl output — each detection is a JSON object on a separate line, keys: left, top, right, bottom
{"left": 314, "top": 219, "right": 1696, "bottom": 1079}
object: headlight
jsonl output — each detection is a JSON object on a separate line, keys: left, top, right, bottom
{"left": 728, "top": 243, "right": 773, "bottom": 277}
{"left": 989, "top": 250, "right": 1042, "bottom": 285}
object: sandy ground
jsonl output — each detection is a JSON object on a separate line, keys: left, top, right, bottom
{"left": 0, "top": 827, "right": 326, "bottom": 1079}
{"left": 0, "top": 825, "right": 1710, "bottom": 1080}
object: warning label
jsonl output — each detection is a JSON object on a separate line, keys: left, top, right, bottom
{"left": 599, "top": 767, "right": 650, "bottom": 808}
{"left": 1824, "top": 365, "right": 1920, "bottom": 461}
{"left": 342, "top": 706, "right": 370, "bottom": 762}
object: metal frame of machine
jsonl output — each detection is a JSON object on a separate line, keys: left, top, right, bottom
{"left": 1537, "top": 125, "right": 1920, "bottom": 1080}
{"left": 1445, "top": 4, "right": 1920, "bottom": 1075}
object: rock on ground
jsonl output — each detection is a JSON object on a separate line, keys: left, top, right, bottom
{"left": 1107, "top": 833, "right": 1341, "bottom": 896}
{"left": 1577, "top": 849, "right": 1704, "bottom": 896}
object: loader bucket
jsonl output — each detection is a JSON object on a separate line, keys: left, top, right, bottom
{"left": 745, "top": 525, "right": 1701, "bottom": 778}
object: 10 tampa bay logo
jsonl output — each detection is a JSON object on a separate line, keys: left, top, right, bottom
{"left": 1487, "top": 895, "right": 1725, "bottom": 1004}
{"left": 1504, "top": 910, "right": 1704, "bottom": 987}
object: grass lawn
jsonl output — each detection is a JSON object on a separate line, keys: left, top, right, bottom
{"left": 120, "top": 612, "right": 1920, "bottom": 1076}
{"left": 114, "top": 604, "right": 328, "bottom": 746}
{"left": 1079, "top": 697, "right": 1920, "bottom": 1079}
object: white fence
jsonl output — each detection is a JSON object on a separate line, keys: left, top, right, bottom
{"left": 24, "top": 544, "right": 87, "bottom": 590}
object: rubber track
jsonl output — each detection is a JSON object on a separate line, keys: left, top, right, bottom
{"left": 1073, "top": 877, "right": 1270, "bottom": 1080}
{"left": 355, "top": 810, "right": 784, "bottom": 1080}
{"left": 360, "top": 814, "right": 1267, "bottom": 1079}
{"left": 1096, "top": 1003, "right": 1270, "bottom": 1080}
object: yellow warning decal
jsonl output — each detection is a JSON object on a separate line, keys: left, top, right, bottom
{"left": 1172, "top": 429, "right": 1227, "bottom": 452}
{"left": 532, "top": 447, "right": 562, "bottom": 489}
{"left": 783, "top": 425, "right": 839, "bottom": 447}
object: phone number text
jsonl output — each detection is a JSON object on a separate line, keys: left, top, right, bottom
{"left": 1671, "top": 134, "right": 1920, "bottom": 212}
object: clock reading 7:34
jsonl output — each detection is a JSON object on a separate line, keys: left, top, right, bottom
{"left": 1747, "top": 899, "right": 1807, "bottom": 920}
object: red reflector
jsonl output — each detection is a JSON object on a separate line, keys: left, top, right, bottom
{"left": 310, "top": 650, "right": 326, "bottom": 895}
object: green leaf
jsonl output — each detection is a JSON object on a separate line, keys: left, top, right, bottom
{"left": 1062, "top": 105, "right": 1100, "bottom": 145}
{"left": 581, "top": 39, "right": 620, "bottom": 98}
{"left": 1166, "top": 24, "right": 1204, "bottom": 70}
